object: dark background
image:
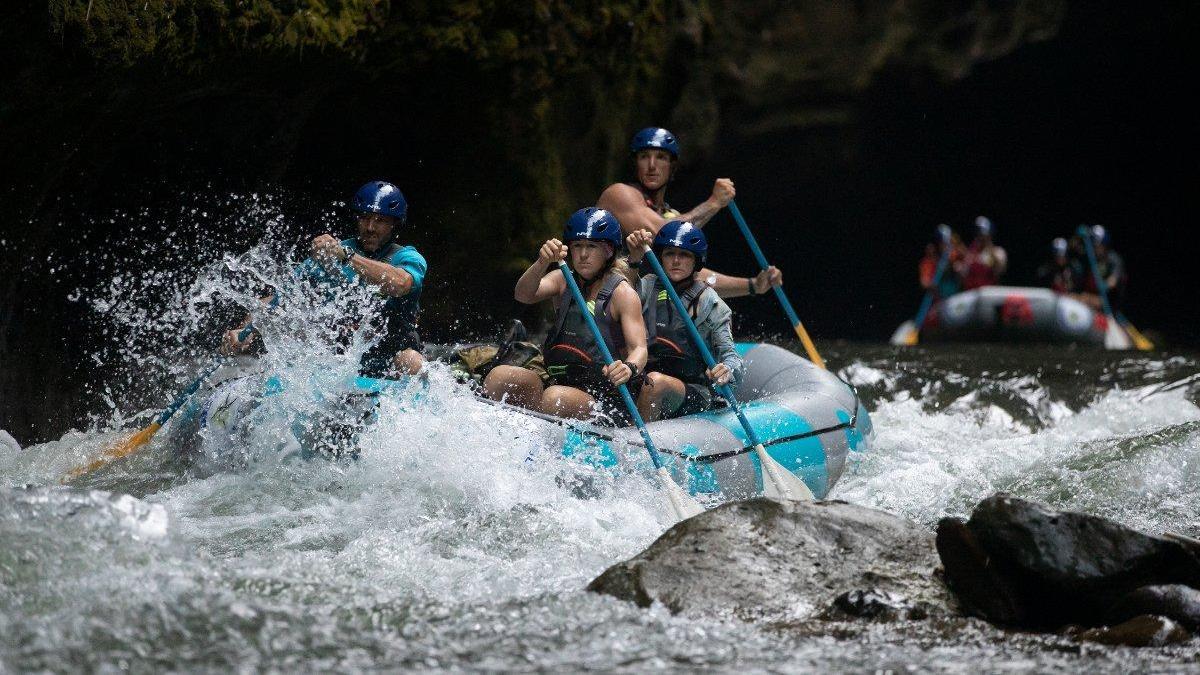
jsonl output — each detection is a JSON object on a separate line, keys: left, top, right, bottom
{"left": 1, "top": 2, "right": 1195, "bottom": 445}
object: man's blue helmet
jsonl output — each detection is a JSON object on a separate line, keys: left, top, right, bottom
{"left": 352, "top": 181, "right": 407, "bottom": 223}
{"left": 1091, "top": 224, "right": 1111, "bottom": 245}
{"left": 1052, "top": 237, "right": 1068, "bottom": 257}
{"left": 563, "top": 207, "right": 623, "bottom": 253}
{"left": 630, "top": 127, "right": 680, "bottom": 159}
{"left": 974, "top": 215, "right": 994, "bottom": 237}
{"left": 654, "top": 220, "right": 707, "bottom": 264}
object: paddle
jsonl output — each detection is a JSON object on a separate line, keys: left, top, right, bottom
{"left": 1116, "top": 312, "right": 1154, "bottom": 351}
{"left": 727, "top": 200, "right": 826, "bottom": 369}
{"left": 556, "top": 262, "right": 705, "bottom": 521}
{"left": 1077, "top": 226, "right": 1133, "bottom": 351}
{"left": 891, "top": 225, "right": 952, "bottom": 346}
{"left": 642, "top": 247, "right": 815, "bottom": 501}
{"left": 63, "top": 323, "right": 257, "bottom": 481}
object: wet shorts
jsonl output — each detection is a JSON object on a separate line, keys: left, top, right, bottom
{"left": 547, "top": 369, "right": 644, "bottom": 424}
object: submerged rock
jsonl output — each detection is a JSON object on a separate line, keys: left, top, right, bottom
{"left": 587, "top": 498, "right": 951, "bottom": 621}
{"left": 938, "top": 493, "right": 1200, "bottom": 629}
{"left": 1076, "top": 615, "right": 1192, "bottom": 648}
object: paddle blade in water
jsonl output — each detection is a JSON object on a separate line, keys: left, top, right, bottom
{"left": 657, "top": 467, "right": 706, "bottom": 520}
{"left": 754, "top": 444, "right": 815, "bottom": 501}
{"left": 1121, "top": 318, "right": 1155, "bottom": 351}
{"left": 890, "top": 320, "right": 919, "bottom": 346}
{"left": 1103, "top": 317, "right": 1133, "bottom": 350}
{"left": 63, "top": 422, "right": 161, "bottom": 481}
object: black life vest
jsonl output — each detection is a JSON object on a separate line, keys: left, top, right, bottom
{"left": 641, "top": 275, "right": 709, "bottom": 383}
{"left": 544, "top": 271, "right": 628, "bottom": 379}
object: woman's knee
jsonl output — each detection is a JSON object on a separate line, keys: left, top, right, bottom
{"left": 393, "top": 349, "right": 425, "bottom": 375}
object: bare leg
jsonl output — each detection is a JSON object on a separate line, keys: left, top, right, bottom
{"left": 482, "top": 365, "right": 545, "bottom": 410}
{"left": 540, "top": 385, "right": 597, "bottom": 420}
{"left": 637, "top": 371, "right": 686, "bottom": 422}
{"left": 392, "top": 348, "right": 425, "bottom": 376}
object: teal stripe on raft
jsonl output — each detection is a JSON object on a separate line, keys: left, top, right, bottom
{"left": 691, "top": 399, "right": 829, "bottom": 498}
{"left": 734, "top": 342, "right": 756, "bottom": 358}
{"left": 837, "top": 408, "right": 867, "bottom": 453}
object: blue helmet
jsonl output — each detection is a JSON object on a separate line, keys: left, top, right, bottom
{"left": 974, "top": 215, "right": 994, "bottom": 237}
{"left": 654, "top": 220, "right": 707, "bottom": 264}
{"left": 630, "top": 127, "right": 680, "bottom": 158}
{"left": 352, "top": 181, "right": 407, "bottom": 223}
{"left": 563, "top": 207, "right": 623, "bottom": 253}
{"left": 1052, "top": 237, "right": 1068, "bottom": 257}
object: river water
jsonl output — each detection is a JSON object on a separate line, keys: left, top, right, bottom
{"left": 2, "top": 227, "right": 1199, "bottom": 670}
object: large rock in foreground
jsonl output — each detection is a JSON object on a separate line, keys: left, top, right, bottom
{"left": 588, "top": 498, "right": 952, "bottom": 621}
{"left": 937, "top": 494, "right": 1200, "bottom": 630}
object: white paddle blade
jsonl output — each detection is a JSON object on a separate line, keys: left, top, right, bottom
{"left": 890, "top": 320, "right": 918, "bottom": 346}
{"left": 1103, "top": 316, "right": 1133, "bottom": 350}
{"left": 754, "top": 445, "right": 815, "bottom": 501}
{"left": 657, "top": 467, "right": 706, "bottom": 521}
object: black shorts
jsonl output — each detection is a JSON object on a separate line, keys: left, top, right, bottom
{"left": 548, "top": 368, "right": 644, "bottom": 423}
{"left": 667, "top": 382, "right": 713, "bottom": 418}
{"left": 360, "top": 330, "right": 423, "bottom": 378}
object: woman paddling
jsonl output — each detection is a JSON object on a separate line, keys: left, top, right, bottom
{"left": 482, "top": 208, "right": 648, "bottom": 420}
{"left": 626, "top": 222, "right": 744, "bottom": 422}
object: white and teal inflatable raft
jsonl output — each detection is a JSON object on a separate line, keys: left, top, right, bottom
{"left": 181, "top": 342, "right": 873, "bottom": 500}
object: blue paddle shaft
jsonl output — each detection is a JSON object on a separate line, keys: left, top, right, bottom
{"left": 642, "top": 249, "right": 766, "bottom": 448}
{"left": 727, "top": 201, "right": 802, "bottom": 328}
{"left": 1078, "top": 226, "right": 1116, "bottom": 319}
{"left": 912, "top": 244, "right": 952, "bottom": 330}
{"left": 556, "top": 263, "right": 665, "bottom": 471}
{"left": 153, "top": 324, "right": 255, "bottom": 426}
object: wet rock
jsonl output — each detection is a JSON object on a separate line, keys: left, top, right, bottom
{"left": 0, "top": 429, "right": 19, "bottom": 453}
{"left": 587, "top": 498, "right": 952, "bottom": 621}
{"left": 823, "top": 588, "right": 928, "bottom": 621}
{"left": 1076, "top": 615, "right": 1192, "bottom": 648}
{"left": 935, "top": 517, "right": 1027, "bottom": 625}
{"left": 1107, "top": 585, "right": 1200, "bottom": 631}
{"left": 941, "top": 494, "right": 1200, "bottom": 627}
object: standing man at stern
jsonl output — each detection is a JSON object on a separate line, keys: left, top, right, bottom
{"left": 597, "top": 127, "right": 783, "bottom": 299}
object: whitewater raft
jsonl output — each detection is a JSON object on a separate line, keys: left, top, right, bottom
{"left": 911, "top": 286, "right": 1107, "bottom": 346}
{"left": 180, "top": 342, "right": 872, "bottom": 500}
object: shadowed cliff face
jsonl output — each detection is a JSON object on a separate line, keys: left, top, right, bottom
{"left": 1, "top": 1, "right": 1073, "bottom": 442}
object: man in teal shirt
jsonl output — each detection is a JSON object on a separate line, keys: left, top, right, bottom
{"left": 224, "top": 181, "right": 427, "bottom": 377}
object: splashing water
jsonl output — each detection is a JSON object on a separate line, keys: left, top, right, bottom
{"left": 3, "top": 200, "right": 1199, "bottom": 669}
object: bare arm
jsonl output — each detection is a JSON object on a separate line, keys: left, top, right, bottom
{"left": 698, "top": 266, "right": 783, "bottom": 299}
{"left": 598, "top": 183, "right": 668, "bottom": 235}
{"left": 347, "top": 255, "right": 414, "bottom": 297}
{"left": 600, "top": 281, "right": 649, "bottom": 386}
{"left": 514, "top": 239, "right": 567, "bottom": 304}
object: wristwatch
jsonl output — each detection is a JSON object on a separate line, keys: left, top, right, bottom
{"left": 747, "top": 278, "right": 757, "bottom": 296}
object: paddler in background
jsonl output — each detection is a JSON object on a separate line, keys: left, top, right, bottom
{"left": 961, "top": 215, "right": 1008, "bottom": 290}
{"left": 918, "top": 223, "right": 965, "bottom": 300}
{"left": 221, "top": 180, "right": 427, "bottom": 377}
{"left": 597, "top": 126, "right": 784, "bottom": 300}
{"left": 1077, "top": 224, "right": 1128, "bottom": 312}
{"left": 1037, "top": 236, "right": 1081, "bottom": 294}
{"left": 625, "top": 223, "right": 744, "bottom": 422}
{"left": 481, "top": 208, "right": 648, "bottom": 421}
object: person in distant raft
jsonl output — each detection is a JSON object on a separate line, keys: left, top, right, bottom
{"left": 481, "top": 207, "right": 648, "bottom": 421}
{"left": 222, "top": 180, "right": 427, "bottom": 377}
{"left": 626, "top": 222, "right": 744, "bottom": 421}
{"left": 1078, "top": 224, "right": 1128, "bottom": 312}
{"left": 1037, "top": 237, "right": 1082, "bottom": 294}
{"left": 917, "top": 224, "right": 965, "bottom": 300}
{"left": 961, "top": 216, "right": 1008, "bottom": 290}
{"left": 597, "top": 127, "right": 783, "bottom": 299}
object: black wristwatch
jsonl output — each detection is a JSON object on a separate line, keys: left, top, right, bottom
{"left": 747, "top": 278, "right": 757, "bottom": 296}
{"left": 627, "top": 362, "right": 640, "bottom": 380}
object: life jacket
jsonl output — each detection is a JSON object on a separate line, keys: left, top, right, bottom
{"left": 544, "top": 270, "right": 627, "bottom": 380}
{"left": 962, "top": 243, "right": 999, "bottom": 290}
{"left": 641, "top": 275, "right": 709, "bottom": 383}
